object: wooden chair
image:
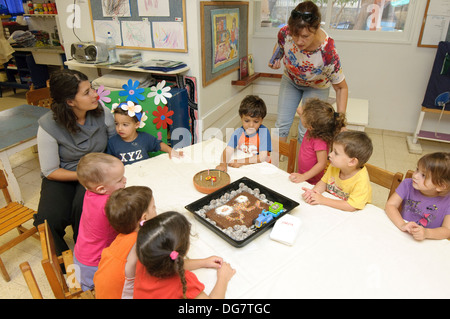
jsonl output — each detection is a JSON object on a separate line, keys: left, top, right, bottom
{"left": 405, "top": 170, "right": 414, "bottom": 179}
{"left": 19, "top": 220, "right": 95, "bottom": 299}
{"left": 365, "top": 163, "right": 404, "bottom": 201}
{"left": 279, "top": 138, "right": 297, "bottom": 174}
{"left": 0, "top": 169, "right": 38, "bottom": 282}
{"left": 26, "top": 85, "right": 52, "bottom": 109}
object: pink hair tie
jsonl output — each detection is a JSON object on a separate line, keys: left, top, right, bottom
{"left": 169, "top": 251, "right": 179, "bottom": 261}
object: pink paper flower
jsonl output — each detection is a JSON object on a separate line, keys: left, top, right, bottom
{"left": 96, "top": 85, "right": 111, "bottom": 107}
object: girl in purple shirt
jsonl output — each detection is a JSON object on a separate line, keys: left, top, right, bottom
{"left": 385, "top": 152, "right": 450, "bottom": 241}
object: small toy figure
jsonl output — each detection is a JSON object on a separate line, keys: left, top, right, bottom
{"left": 269, "top": 202, "right": 284, "bottom": 217}
{"left": 254, "top": 210, "right": 273, "bottom": 228}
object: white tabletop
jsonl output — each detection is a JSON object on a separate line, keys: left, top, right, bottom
{"left": 124, "top": 138, "right": 450, "bottom": 299}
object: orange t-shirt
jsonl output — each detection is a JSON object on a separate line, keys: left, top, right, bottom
{"left": 133, "top": 261, "right": 205, "bottom": 299}
{"left": 93, "top": 232, "right": 137, "bottom": 299}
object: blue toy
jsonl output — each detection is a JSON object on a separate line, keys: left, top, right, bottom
{"left": 254, "top": 210, "right": 273, "bottom": 228}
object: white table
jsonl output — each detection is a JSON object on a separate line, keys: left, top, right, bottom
{"left": 125, "top": 138, "right": 450, "bottom": 299}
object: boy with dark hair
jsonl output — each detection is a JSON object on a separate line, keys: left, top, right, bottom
{"left": 216, "top": 95, "right": 271, "bottom": 172}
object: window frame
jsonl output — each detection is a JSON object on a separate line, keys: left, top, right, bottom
{"left": 252, "top": 0, "right": 420, "bottom": 44}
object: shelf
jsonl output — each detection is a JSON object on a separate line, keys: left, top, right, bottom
{"left": 23, "top": 14, "right": 58, "bottom": 17}
{"left": 231, "top": 72, "right": 282, "bottom": 86}
{"left": 64, "top": 60, "right": 190, "bottom": 75}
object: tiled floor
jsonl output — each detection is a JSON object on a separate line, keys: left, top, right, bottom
{"left": 1, "top": 88, "right": 449, "bottom": 298}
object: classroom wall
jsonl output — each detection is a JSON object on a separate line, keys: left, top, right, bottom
{"left": 55, "top": 0, "right": 449, "bottom": 136}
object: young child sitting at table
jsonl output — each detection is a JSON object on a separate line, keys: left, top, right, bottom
{"left": 385, "top": 152, "right": 450, "bottom": 241}
{"left": 302, "top": 131, "right": 373, "bottom": 212}
{"left": 93, "top": 186, "right": 156, "bottom": 298}
{"left": 216, "top": 95, "right": 271, "bottom": 172}
{"left": 107, "top": 101, "right": 182, "bottom": 165}
{"left": 73, "top": 153, "right": 127, "bottom": 291}
{"left": 289, "top": 98, "right": 346, "bottom": 185}
{"left": 134, "top": 211, "right": 236, "bottom": 299}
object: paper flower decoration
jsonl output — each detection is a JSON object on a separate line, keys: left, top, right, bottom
{"left": 148, "top": 80, "right": 172, "bottom": 105}
{"left": 96, "top": 85, "right": 111, "bottom": 107}
{"left": 139, "top": 112, "right": 148, "bottom": 128}
{"left": 111, "top": 101, "right": 142, "bottom": 117}
{"left": 152, "top": 105, "right": 173, "bottom": 130}
{"left": 119, "top": 79, "right": 145, "bottom": 103}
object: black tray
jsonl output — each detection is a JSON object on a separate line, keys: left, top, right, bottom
{"left": 185, "top": 177, "right": 299, "bottom": 247}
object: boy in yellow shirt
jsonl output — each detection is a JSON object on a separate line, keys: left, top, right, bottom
{"left": 302, "top": 131, "right": 373, "bottom": 211}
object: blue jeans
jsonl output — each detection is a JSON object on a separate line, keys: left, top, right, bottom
{"left": 275, "top": 75, "right": 330, "bottom": 143}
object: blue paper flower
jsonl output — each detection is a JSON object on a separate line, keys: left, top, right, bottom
{"left": 119, "top": 79, "right": 145, "bottom": 103}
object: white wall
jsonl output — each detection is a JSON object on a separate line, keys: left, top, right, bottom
{"left": 251, "top": 1, "right": 450, "bottom": 134}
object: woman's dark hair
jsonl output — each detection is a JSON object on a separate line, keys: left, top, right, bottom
{"left": 136, "top": 211, "right": 191, "bottom": 298}
{"left": 288, "top": 1, "right": 321, "bottom": 36}
{"left": 49, "top": 69, "right": 103, "bottom": 133}
{"left": 105, "top": 186, "right": 154, "bottom": 234}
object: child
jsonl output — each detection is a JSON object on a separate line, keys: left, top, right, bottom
{"left": 385, "top": 152, "right": 450, "bottom": 241}
{"left": 134, "top": 211, "right": 236, "bottom": 299}
{"left": 216, "top": 95, "right": 271, "bottom": 172}
{"left": 73, "top": 153, "right": 127, "bottom": 291}
{"left": 107, "top": 101, "right": 182, "bottom": 165}
{"left": 93, "top": 186, "right": 156, "bottom": 298}
{"left": 289, "top": 98, "right": 346, "bottom": 185}
{"left": 302, "top": 131, "right": 373, "bottom": 212}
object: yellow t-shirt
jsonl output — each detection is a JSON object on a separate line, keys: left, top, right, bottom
{"left": 321, "top": 165, "right": 372, "bottom": 210}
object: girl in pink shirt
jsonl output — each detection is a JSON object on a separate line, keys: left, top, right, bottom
{"left": 73, "top": 153, "right": 127, "bottom": 291}
{"left": 289, "top": 98, "right": 346, "bottom": 185}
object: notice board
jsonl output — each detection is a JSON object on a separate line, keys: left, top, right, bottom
{"left": 89, "top": 0, "right": 187, "bottom": 52}
{"left": 418, "top": 0, "right": 450, "bottom": 47}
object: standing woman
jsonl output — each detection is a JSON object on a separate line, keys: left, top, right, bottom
{"left": 269, "top": 0, "right": 348, "bottom": 143}
{"left": 34, "top": 69, "right": 115, "bottom": 255}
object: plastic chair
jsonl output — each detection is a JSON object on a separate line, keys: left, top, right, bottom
{"left": 0, "top": 169, "right": 38, "bottom": 282}
{"left": 278, "top": 138, "right": 297, "bottom": 174}
{"left": 365, "top": 163, "right": 403, "bottom": 201}
{"left": 26, "top": 85, "right": 52, "bottom": 109}
{"left": 20, "top": 220, "right": 94, "bottom": 299}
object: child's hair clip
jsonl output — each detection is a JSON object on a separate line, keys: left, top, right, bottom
{"left": 169, "top": 250, "right": 179, "bottom": 261}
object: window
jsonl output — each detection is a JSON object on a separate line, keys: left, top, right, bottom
{"left": 255, "top": 0, "right": 418, "bottom": 43}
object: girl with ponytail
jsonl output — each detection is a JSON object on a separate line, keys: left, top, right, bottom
{"left": 134, "top": 211, "right": 236, "bottom": 299}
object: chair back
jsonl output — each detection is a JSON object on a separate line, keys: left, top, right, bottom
{"left": 278, "top": 138, "right": 297, "bottom": 174}
{"left": 405, "top": 170, "right": 414, "bottom": 179}
{"left": 365, "top": 163, "right": 403, "bottom": 201}
{"left": 0, "top": 170, "right": 12, "bottom": 204}
{"left": 26, "top": 86, "right": 52, "bottom": 108}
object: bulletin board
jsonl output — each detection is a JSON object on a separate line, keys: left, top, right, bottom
{"left": 418, "top": 0, "right": 450, "bottom": 48}
{"left": 88, "top": 0, "right": 187, "bottom": 52}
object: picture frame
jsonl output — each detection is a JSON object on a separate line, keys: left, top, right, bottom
{"left": 239, "top": 56, "right": 248, "bottom": 80}
{"left": 248, "top": 54, "right": 254, "bottom": 76}
{"left": 200, "top": 1, "right": 249, "bottom": 87}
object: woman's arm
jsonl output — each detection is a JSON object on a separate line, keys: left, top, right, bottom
{"left": 37, "top": 127, "right": 79, "bottom": 181}
{"left": 332, "top": 78, "right": 348, "bottom": 114}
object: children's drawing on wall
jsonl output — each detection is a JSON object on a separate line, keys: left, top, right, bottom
{"left": 102, "top": 0, "right": 131, "bottom": 17}
{"left": 93, "top": 19, "right": 122, "bottom": 45}
{"left": 121, "top": 20, "right": 153, "bottom": 47}
{"left": 152, "top": 21, "right": 185, "bottom": 50}
{"left": 211, "top": 8, "right": 239, "bottom": 74}
{"left": 138, "top": 0, "right": 170, "bottom": 16}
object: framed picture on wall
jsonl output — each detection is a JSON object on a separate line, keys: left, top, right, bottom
{"left": 200, "top": 1, "right": 248, "bottom": 87}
